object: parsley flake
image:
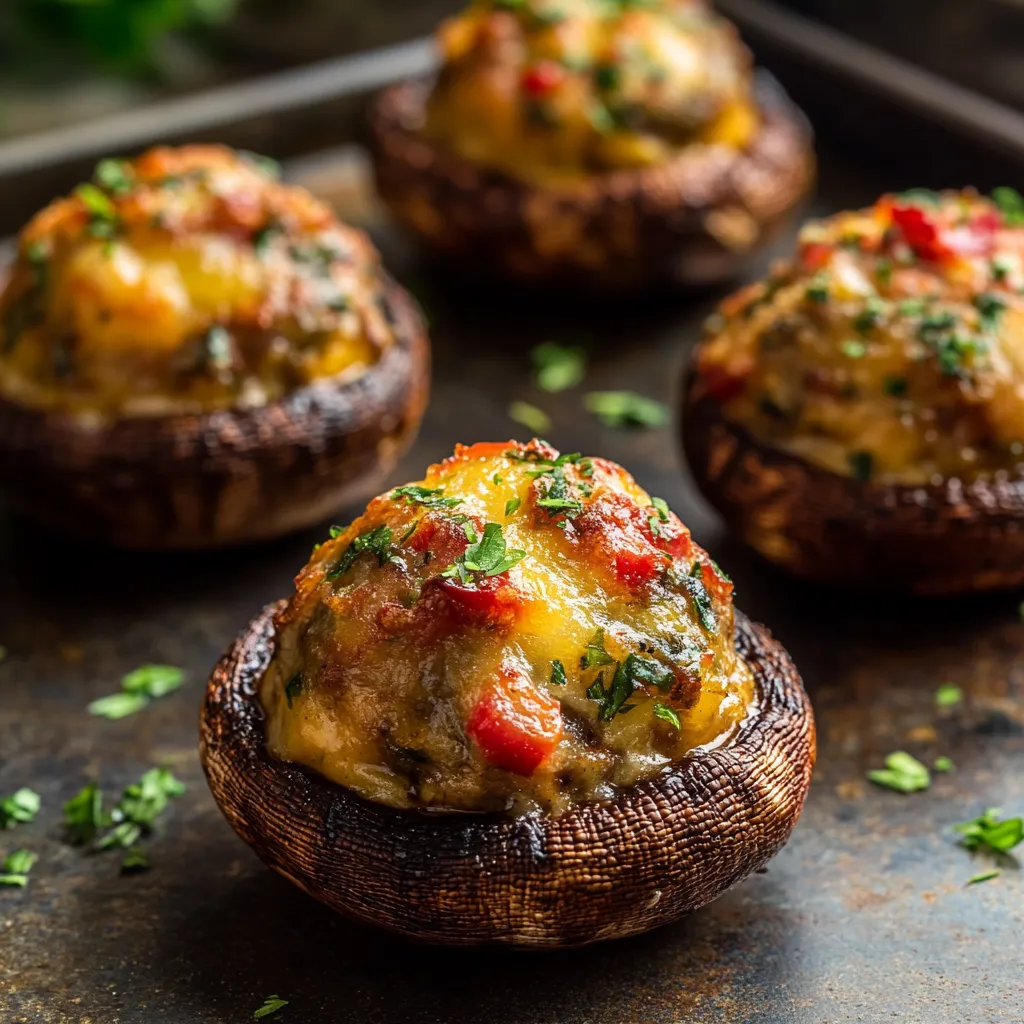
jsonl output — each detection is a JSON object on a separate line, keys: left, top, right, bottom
{"left": 866, "top": 751, "right": 931, "bottom": 793}
{"left": 505, "top": 497, "right": 521, "bottom": 517}
{"left": 390, "top": 484, "right": 463, "bottom": 510}
{"left": 284, "top": 673, "right": 303, "bottom": 710}
{"left": 935, "top": 683, "right": 963, "bottom": 708}
{"left": 89, "top": 664, "right": 184, "bottom": 719}
{"left": 532, "top": 342, "right": 586, "bottom": 392}
{"left": 0, "top": 848, "right": 37, "bottom": 887}
{"left": 94, "top": 158, "right": 133, "bottom": 195}
{"left": 992, "top": 186, "right": 1024, "bottom": 227}
{"left": 1, "top": 789, "right": 40, "bottom": 829}
{"left": 550, "top": 660, "right": 567, "bottom": 686}
{"left": 967, "top": 868, "right": 1001, "bottom": 885}
{"left": 441, "top": 523, "right": 526, "bottom": 583}
{"left": 954, "top": 809, "right": 1024, "bottom": 854}
{"left": 328, "top": 526, "right": 394, "bottom": 580}
{"left": 934, "top": 756, "right": 955, "bottom": 772}
{"left": 653, "top": 703, "right": 681, "bottom": 729}
{"left": 64, "top": 783, "right": 103, "bottom": 845}
{"left": 584, "top": 391, "right": 668, "bottom": 430}
{"left": 254, "top": 995, "right": 289, "bottom": 1019}
{"left": 841, "top": 339, "right": 866, "bottom": 359}
{"left": 509, "top": 401, "right": 552, "bottom": 435}
{"left": 848, "top": 451, "right": 874, "bottom": 483}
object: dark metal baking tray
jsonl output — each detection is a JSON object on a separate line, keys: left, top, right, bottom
{"left": 2, "top": 26, "right": 1023, "bottom": 1024}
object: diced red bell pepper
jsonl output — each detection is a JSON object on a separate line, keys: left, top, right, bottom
{"left": 888, "top": 202, "right": 998, "bottom": 262}
{"left": 521, "top": 60, "right": 564, "bottom": 96}
{"left": 800, "top": 241, "right": 833, "bottom": 271}
{"left": 700, "top": 560, "right": 733, "bottom": 603}
{"left": 437, "top": 574, "right": 522, "bottom": 629}
{"left": 467, "top": 668, "right": 563, "bottom": 776}
{"left": 574, "top": 492, "right": 665, "bottom": 588}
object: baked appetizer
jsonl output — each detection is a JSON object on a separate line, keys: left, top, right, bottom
{"left": 369, "top": 0, "right": 814, "bottom": 290}
{"left": 684, "top": 188, "right": 1024, "bottom": 594}
{"left": 0, "top": 145, "right": 429, "bottom": 549}
{"left": 201, "top": 439, "right": 814, "bottom": 946}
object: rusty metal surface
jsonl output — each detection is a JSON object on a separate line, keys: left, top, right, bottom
{"left": 1, "top": 148, "right": 1023, "bottom": 1024}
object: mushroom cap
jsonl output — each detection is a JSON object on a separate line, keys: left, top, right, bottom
{"left": 0, "top": 275, "right": 429, "bottom": 549}
{"left": 199, "top": 600, "right": 814, "bottom": 948}
{"left": 368, "top": 74, "right": 814, "bottom": 291}
{"left": 682, "top": 376, "right": 1024, "bottom": 595}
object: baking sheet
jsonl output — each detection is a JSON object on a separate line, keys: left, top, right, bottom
{"left": 1, "top": 49, "right": 1023, "bottom": 1024}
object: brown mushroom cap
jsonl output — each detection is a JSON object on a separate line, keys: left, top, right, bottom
{"left": 199, "top": 600, "right": 814, "bottom": 948}
{"left": 683, "top": 376, "right": 1024, "bottom": 595}
{"left": 369, "top": 75, "right": 814, "bottom": 291}
{"left": 0, "top": 276, "right": 429, "bottom": 549}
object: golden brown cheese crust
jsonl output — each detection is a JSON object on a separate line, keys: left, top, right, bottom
{"left": 259, "top": 439, "right": 754, "bottom": 815}
{"left": 0, "top": 145, "right": 396, "bottom": 417}
{"left": 692, "top": 189, "right": 1024, "bottom": 485}
{"left": 424, "top": 0, "right": 757, "bottom": 184}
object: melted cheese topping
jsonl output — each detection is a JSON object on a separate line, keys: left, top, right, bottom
{"left": 424, "top": 0, "right": 758, "bottom": 185}
{"left": 694, "top": 189, "right": 1024, "bottom": 485}
{"left": 0, "top": 145, "right": 396, "bottom": 417}
{"left": 260, "top": 440, "right": 755, "bottom": 815}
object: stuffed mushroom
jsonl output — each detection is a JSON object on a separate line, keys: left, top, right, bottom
{"left": 201, "top": 439, "right": 814, "bottom": 947}
{"left": 369, "top": 0, "right": 814, "bottom": 290}
{"left": 684, "top": 188, "right": 1024, "bottom": 594}
{"left": 0, "top": 145, "right": 429, "bottom": 549}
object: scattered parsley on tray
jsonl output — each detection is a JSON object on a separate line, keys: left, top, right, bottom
{"left": 866, "top": 751, "right": 931, "bottom": 793}
{"left": 531, "top": 342, "right": 586, "bottom": 392}
{"left": 508, "top": 401, "right": 552, "bottom": 435}
{"left": 0, "top": 848, "right": 37, "bottom": 887}
{"left": 89, "top": 664, "right": 185, "bottom": 719}
{"left": 584, "top": 390, "right": 667, "bottom": 429}
{"left": 1, "top": 788, "right": 40, "bottom": 829}
{"left": 254, "top": 995, "right": 289, "bottom": 1019}
{"left": 954, "top": 809, "right": 1024, "bottom": 854}
{"left": 935, "top": 684, "right": 963, "bottom": 709}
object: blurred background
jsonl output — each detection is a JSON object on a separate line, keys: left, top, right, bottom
{"left": 1, "top": 0, "right": 1022, "bottom": 144}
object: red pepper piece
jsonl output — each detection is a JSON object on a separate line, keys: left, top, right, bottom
{"left": 800, "top": 241, "right": 833, "bottom": 271}
{"left": 467, "top": 667, "right": 563, "bottom": 776}
{"left": 889, "top": 202, "right": 998, "bottom": 262}
{"left": 574, "top": 492, "right": 664, "bottom": 588}
{"left": 437, "top": 574, "right": 522, "bottom": 629}
{"left": 521, "top": 60, "right": 564, "bottom": 96}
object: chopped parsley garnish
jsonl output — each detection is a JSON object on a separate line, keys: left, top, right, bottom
{"left": 1, "top": 789, "right": 40, "bottom": 830}
{"left": 682, "top": 563, "right": 717, "bottom": 633}
{"left": 915, "top": 309, "right": 987, "bottom": 377}
{"left": 284, "top": 673, "right": 303, "bottom": 710}
{"left": 991, "top": 255, "right": 1015, "bottom": 282}
{"left": 508, "top": 400, "right": 552, "bottom": 435}
{"left": 121, "top": 846, "right": 150, "bottom": 874}
{"left": 587, "top": 655, "right": 672, "bottom": 722}
{"left": 94, "top": 767, "right": 185, "bottom": 853}
{"left": 992, "top": 186, "right": 1024, "bottom": 226}
{"left": 441, "top": 523, "right": 526, "bottom": 583}
{"left": 492, "top": 473, "right": 503, "bottom": 485}
{"left": 94, "top": 158, "right": 133, "bottom": 195}
{"left": 328, "top": 525, "right": 394, "bottom": 580}
{"left": 840, "top": 339, "right": 866, "bottom": 359}
{"left": 504, "top": 448, "right": 580, "bottom": 468}
{"left": 848, "top": 451, "right": 874, "bottom": 483}
{"left": 594, "top": 62, "right": 620, "bottom": 92}
{"left": 805, "top": 275, "right": 829, "bottom": 303}
{"left": 935, "top": 683, "right": 963, "bottom": 708}
{"left": 651, "top": 497, "right": 669, "bottom": 522}
{"left": 974, "top": 292, "right": 1007, "bottom": 328}
{"left": 550, "top": 660, "right": 567, "bottom": 686}
{"left": 967, "top": 868, "right": 1001, "bottom": 885}
{"left": 240, "top": 151, "right": 282, "bottom": 181}
{"left": 254, "top": 995, "right": 289, "bottom": 1019}
{"left": 253, "top": 222, "right": 282, "bottom": 259}
{"left": 884, "top": 376, "right": 908, "bottom": 397}
{"left": 853, "top": 298, "right": 885, "bottom": 334}
{"left": 897, "top": 298, "right": 927, "bottom": 317}
{"left": 875, "top": 259, "right": 893, "bottom": 287}
{"left": 505, "top": 497, "right": 521, "bottom": 517}
{"left": 934, "top": 756, "right": 955, "bottom": 772}
{"left": 584, "top": 391, "right": 668, "bottom": 429}
{"left": 897, "top": 187, "right": 941, "bottom": 207}
{"left": 536, "top": 466, "right": 583, "bottom": 517}
{"left": 390, "top": 485, "right": 462, "bottom": 510}
{"left": 64, "top": 783, "right": 103, "bottom": 845}
{"left": 954, "top": 809, "right": 1024, "bottom": 854}
{"left": 532, "top": 342, "right": 586, "bottom": 392}
{"left": 0, "top": 848, "right": 37, "bottom": 887}
{"left": 653, "top": 703, "right": 681, "bottom": 729}
{"left": 75, "top": 183, "right": 120, "bottom": 239}
{"left": 89, "top": 665, "right": 184, "bottom": 719}
{"left": 866, "top": 751, "right": 931, "bottom": 793}
{"left": 580, "top": 628, "right": 615, "bottom": 669}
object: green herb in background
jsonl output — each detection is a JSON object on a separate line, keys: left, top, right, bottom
{"left": 120, "top": 846, "right": 150, "bottom": 874}
{"left": 992, "top": 187, "right": 1024, "bottom": 227}
{"left": 0, "top": 848, "right": 37, "bottom": 887}
{"left": 954, "top": 809, "right": 1024, "bottom": 854}
{"left": 64, "top": 782, "right": 104, "bottom": 845}
{"left": 584, "top": 391, "right": 668, "bottom": 429}
{"left": 967, "top": 868, "right": 1001, "bottom": 885}
{"left": 94, "top": 158, "right": 133, "bottom": 195}
{"left": 933, "top": 756, "right": 955, "bottom": 773}
{"left": 254, "top": 995, "right": 289, "bottom": 1020}
{"left": 0, "top": 788, "right": 40, "bottom": 829}
{"left": 508, "top": 401, "right": 552, "bottom": 435}
{"left": 532, "top": 342, "right": 586, "bottom": 392}
{"left": 89, "top": 664, "right": 185, "bottom": 719}
{"left": 935, "top": 684, "right": 963, "bottom": 709}
{"left": 866, "top": 751, "right": 931, "bottom": 793}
